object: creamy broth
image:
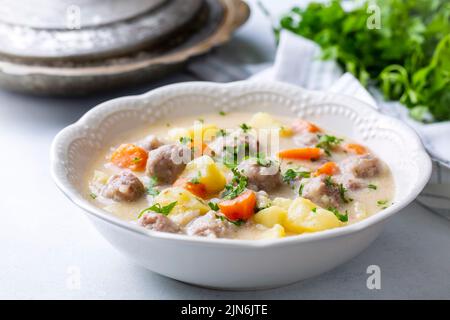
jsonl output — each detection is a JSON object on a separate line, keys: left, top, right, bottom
{"left": 86, "top": 112, "right": 394, "bottom": 240}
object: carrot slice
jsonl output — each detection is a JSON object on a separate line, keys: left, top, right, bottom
{"left": 110, "top": 144, "right": 148, "bottom": 171}
{"left": 174, "top": 178, "right": 208, "bottom": 199}
{"left": 278, "top": 147, "right": 322, "bottom": 160}
{"left": 314, "top": 161, "right": 339, "bottom": 176}
{"left": 291, "top": 119, "right": 321, "bottom": 133}
{"left": 218, "top": 190, "right": 256, "bottom": 221}
{"left": 346, "top": 143, "right": 367, "bottom": 155}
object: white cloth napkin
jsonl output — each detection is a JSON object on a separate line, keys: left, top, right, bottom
{"left": 188, "top": 30, "right": 450, "bottom": 219}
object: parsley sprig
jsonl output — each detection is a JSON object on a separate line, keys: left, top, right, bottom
{"left": 316, "top": 134, "right": 343, "bottom": 156}
{"left": 222, "top": 168, "right": 248, "bottom": 200}
{"left": 328, "top": 206, "right": 349, "bottom": 222}
{"left": 282, "top": 168, "right": 311, "bottom": 183}
{"left": 138, "top": 201, "right": 177, "bottom": 218}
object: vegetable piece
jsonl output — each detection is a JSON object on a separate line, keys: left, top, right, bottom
{"left": 138, "top": 202, "right": 177, "bottom": 218}
{"left": 218, "top": 189, "right": 257, "bottom": 221}
{"left": 314, "top": 161, "right": 339, "bottom": 176}
{"left": 259, "top": 224, "right": 286, "bottom": 239}
{"left": 253, "top": 206, "right": 287, "bottom": 228}
{"left": 272, "top": 197, "right": 293, "bottom": 210}
{"left": 282, "top": 168, "right": 311, "bottom": 183}
{"left": 222, "top": 167, "right": 248, "bottom": 200}
{"left": 345, "top": 143, "right": 367, "bottom": 155}
{"left": 248, "top": 112, "right": 293, "bottom": 137}
{"left": 278, "top": 147, "right": 322, "bottom": 160}
{"left": 110, "top": 144, "right": 148, "bottom": 171}
{"left": 180, "top": 155, "right": 227, "bottom": 195}
{"left": 174, "top": 177, "right": 208, "bottom": 199}
{"left": 291, "top": 119, "right": 321, "bottom": 133}
{"left": 284, "top": 197, "right": 343, "bottom": 233}
{"left": 153, "top": 187, "right": 210, "bottom": 217}
{"left": 316, "top": 135, "right": 343, "bottom": 156}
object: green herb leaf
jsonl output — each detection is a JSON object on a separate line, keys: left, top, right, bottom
{"left": 368, "top": 184, "right": 378, "bottom": 190}
{"left": 179, "top": 136, "right": 193, "bottom": 145}
{"left": 219, "top": 111, "right": 226, "bottom": 116}
{"left": 328, "top": 207, "right": 349, "bottom": 222}
{"left": 138, "top": 201, "right": 177, "bottom": 218}
{"left": 316, "top": 134, "right": 343, "bottom": 156}
{"left": 89, "top": 193, "right": 97, "bottom": 200}
{"left": 282, "top": 168, "right": 311, "bottom": 183}
{"left": 215, "top": 214, "right": 245, "bottom": 226}
{"left": 222, "top": 168, "right": 248, "bottom": 200}
{"left": 208, "top": 202, "right": 220, "bottom": 211}
{"left": 239, "top": 123, "right": 252, "bottom": 133}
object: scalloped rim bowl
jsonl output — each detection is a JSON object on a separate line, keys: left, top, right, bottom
{"left": 51, "top": 81, "right": 431, "bottom": 290}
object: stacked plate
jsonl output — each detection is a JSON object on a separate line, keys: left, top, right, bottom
{"left": 0, "top": 0, "right": 249, "bottom": 95}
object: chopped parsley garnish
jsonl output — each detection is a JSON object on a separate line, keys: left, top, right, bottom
{"left": 282, "top": 168, "right": 311, "bottom": 183}
{"left": 298, "top": 183, "right": 304, "bottom": 196}
{"left": 219, "top": 111, "right": 226, "bottom": 116}
{"left": 179, "top": 136, "right": 193, "bottom": 145}
{"left": 316, "top": 134, "right": 344, "bottom": 156}
{"left": 215, "top": 214, "right": 245, "bottom": 226}
{"left": 338, "top": 183, "right": 352, "bottom": 204}
{"left": 368, "top": 184, "right": 378, "bottom": 190}
{"left": 132, "top": 157, "right": 141, "bottom": 163}
{"left": 239, "top": 123, "right": 252, "bottom": 133}
{"left": 146, "top": 176, "right": 160, "bottom": 196}
{"left": 328, "top": 207, "right": 349, "bottom": 222}
{"left": 138, "top": 201, "right": 177, "bottom": 218}
{"left": 217, "top": 129, "right": 227, "bottom": 137}
{"left": 222, "top": 168, "right": 248, "bottom": 200}
{"left": 197, "top": 118, "right": 204, "bottom": 123}
{"left": 89, "top": 193, "right": 97, "bottom": 200}
{"left": 324, "top": 176, "right": 352, "bottom": 203}
{"left": 208, "top": 202, "right": 220, "bottom": 211}
{"left": 377, "top": 200, "right": 390, "bottom": 209}
{"left": 311, "top": 207, "right": 317, "bottom": 213}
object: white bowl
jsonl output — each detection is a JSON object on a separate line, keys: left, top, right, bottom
{"left": 51, "top": 81, "right": 431, "bottom": 290}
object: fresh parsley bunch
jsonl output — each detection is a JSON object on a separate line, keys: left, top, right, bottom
{"left": 278, "top": 0, "right": 450, "bottom": 122}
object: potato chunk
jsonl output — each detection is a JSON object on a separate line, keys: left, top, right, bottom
{"left": 181, "top": 155, "right": 226, "bottom": 194}
{"left": 260, "top": 224, "right": 286, "bottom": 239}
{"left": 248, "top": 112, "right": 292, "bottom": 137}
{"left": 154, "top": 187, "right": 210, "bottom": 216}
{"left": 272, "top": 197, "right": 293, "bottom": 210}
{"left": 285, "top": 197, "right": 343, "bottom": 233}
{"left": 253, "top": 206, "right": 287, "bottom": 228}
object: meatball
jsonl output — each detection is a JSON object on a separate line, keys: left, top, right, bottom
{"left": 138, "top": 135, "right": 163, "bottom": 151}
{"left": 146, "top": 144, "right": 191, "bottom": 184}
{"left": 102, "top": 171, "right": 145, "bottom": 202}
{"left": 139, "top": 212, "right": 180, "bottom": 233}
{"left": 301, "top": 176, "right": 340, "bottom": 208}
{"left": 185, "top": 212, "right": 235, "bottom": 238}
{"left": 340, "top": 155, "right": 380, "bottom": 178}
{"left": 237, "top": 158, "right": 282, "bottom": 192}
{"left": 209, "top": 130, "right": 259, "bottom": 160}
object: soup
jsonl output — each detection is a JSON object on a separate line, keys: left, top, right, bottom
{"left": 86, "top": 112, "right": 394, "bottom": 240}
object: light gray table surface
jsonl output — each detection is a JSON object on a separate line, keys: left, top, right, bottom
{"left": 0, "top": 0, "right": 449, "bottom": 299}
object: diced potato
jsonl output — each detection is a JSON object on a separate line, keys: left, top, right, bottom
{"left": 248, "top": 112, "right": 293, "bottom": 138}
{"left": 181, "top": 155, "right": 226, "bottom": 194}
{"left": 168, "top": 127, "right": 191, "bottom": 143}
{"left": 253, "top": 206, "right": 287, "bottom": 228}
{"left": 259, "top": 224, "right": 286, "bottom": 239}
{"left": 168, "top": 124, "right": 219, "bottom": 144}
{"left": 93, "top": 170, "right": 109, "bottom": 185}
{"left": 191, "top": 123, "right": 219, "bottom": 142}
{"left": 284, "top": 197, "right": 343, "bottom": 233}
{"left": 154, "top": 187, "right": 210, "bottom": 217}
{"left": 272, "top": 197, "right": 293, "bottom": 210}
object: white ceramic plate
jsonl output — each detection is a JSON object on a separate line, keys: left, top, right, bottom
{"left": 50, "top": 81, "right": 431, "bottom": 290}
